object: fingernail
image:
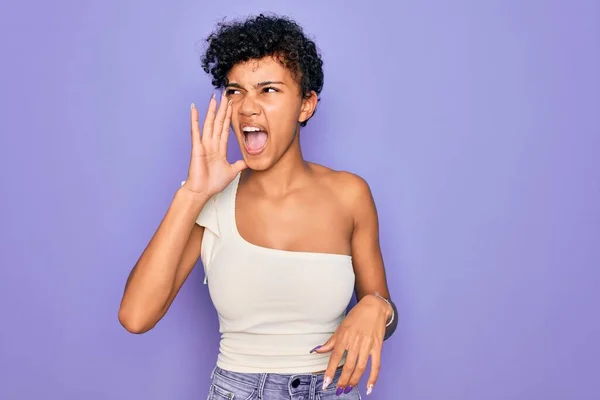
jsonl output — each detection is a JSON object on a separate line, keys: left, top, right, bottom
{"left": 211, "top": 93, "right": 216, "bottom": 99}
{"left": 310, "top": 345, "right": 322, "bottom": 353}
{"left": 335, "top": 387, "right": 344, "bottom": 396}
{"left": 322, "top": 376, "right": 331, "bottom": 390}
{"left": 191, "top": 103, "right": 195, "bottom": 109}
{"left": 344, "top": 386, "right": 353, "bottom": 394}
{"left": 366, "top": 384, "right": 374, "bottom": 395}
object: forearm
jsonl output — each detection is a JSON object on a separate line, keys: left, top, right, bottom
{"left": 119, "top": 187, "right": 209, "bottom": 332}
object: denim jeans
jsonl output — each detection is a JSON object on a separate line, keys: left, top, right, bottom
{"left": 208, "top": 366, "right": 362, "bottom": 400}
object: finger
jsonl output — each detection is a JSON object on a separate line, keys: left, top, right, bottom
{"left": 201, "top": 93, "right": 217, "bottom": 140}
{"left": 322, "top": 339, "right": 346, "bottom": 390}
{"left": 336, "top": 346, "right": 358, "bottom": 392}
{"left": 211, "top": 91, "right": 228, "bottom": 139}
{"left": 335, "top": 335, "right": 361, "bottom": 389}
{"left": 347, "top": 342, "right": 370, "bottom": 389}
{"left": 366, "top": 346, "right": 382, "bottom": 396}
{"left": 219, "top": 100, "right": 233, "bottom": 154}
{"left": 312, "top": 335, "right": 336, "bottom": 354}
{"left": 190, "top": 103, "right": 202, "bottom": 147}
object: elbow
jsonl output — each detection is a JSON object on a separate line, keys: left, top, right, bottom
{"left": 118, "top": 306, "right": 155, "bottom": 334}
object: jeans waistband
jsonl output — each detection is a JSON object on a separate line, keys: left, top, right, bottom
{"left": 212, "top": 365, "right": 345, "bottom": 394}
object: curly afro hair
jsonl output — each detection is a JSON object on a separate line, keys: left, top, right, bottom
{"left": 201, "top": 14, "right": 324, "bottom": 127}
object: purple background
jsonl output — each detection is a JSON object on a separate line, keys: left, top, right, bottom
{"left": 1, "top": 0, "right": 599, "bottom": 399}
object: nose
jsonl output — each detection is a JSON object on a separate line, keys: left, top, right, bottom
{"left": 239, "top": 94, "right": 260, "bottom": 117}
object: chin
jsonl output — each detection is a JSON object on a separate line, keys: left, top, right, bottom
{"left": 243, "top": 155, "right": 275, "bottom": 171}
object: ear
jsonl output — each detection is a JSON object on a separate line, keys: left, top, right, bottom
{"left": 298, "top": 91, "right": 318, "bottom": 124}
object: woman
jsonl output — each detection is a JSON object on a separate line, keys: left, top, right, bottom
{"left": 119, "top": 14, "right": 398, "bottom": 399}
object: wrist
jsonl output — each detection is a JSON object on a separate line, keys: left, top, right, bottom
{"left": 174, "top": 186, "right": 211, "bottom": 215}
{"left": 363, "top": 293, "right": 394, "bottom": 324}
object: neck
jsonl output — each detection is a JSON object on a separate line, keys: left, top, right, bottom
{"left": 243, "top": 128, "right": 313, "bottom": 196}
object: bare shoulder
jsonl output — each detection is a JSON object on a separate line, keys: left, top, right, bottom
{"left": 309, "top": 163, "right": 375, "bottom": 216}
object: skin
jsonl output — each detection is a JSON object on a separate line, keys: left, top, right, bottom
{"left": 118, "top": 55, "right": 393, "bottom": 396}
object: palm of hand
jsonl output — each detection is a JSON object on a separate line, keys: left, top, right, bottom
{"left": 183, "top": 92, "right": 246, "bottom": 197}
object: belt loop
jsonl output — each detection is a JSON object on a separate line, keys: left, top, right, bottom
{"left": 257, "top": 372, "right": 267, "bottom": 399}
{"left": 309, "top": 373, "right": 317, "bottom": 400}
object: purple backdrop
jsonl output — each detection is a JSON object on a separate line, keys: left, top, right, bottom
{"left": 1, "top": 0, "right": 599, "bottom": 399}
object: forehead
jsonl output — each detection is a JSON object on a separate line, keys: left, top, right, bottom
{"left": 226, "top": 56, "right": 295, "bottom": 85}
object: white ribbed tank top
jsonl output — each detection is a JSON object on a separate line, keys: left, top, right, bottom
{"left": 191, "top": 172, "right": 355, "bottom": 373}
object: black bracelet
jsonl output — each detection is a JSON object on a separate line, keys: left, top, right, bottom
{"left": 383, "top": 298, "right": 398, "bottom": 341}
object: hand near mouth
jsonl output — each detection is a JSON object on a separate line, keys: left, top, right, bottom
{"left": 182, "top": 92, "right": 247, "bottom": 198}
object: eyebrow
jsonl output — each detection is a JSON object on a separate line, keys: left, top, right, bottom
{"left": 226, "top": 81, "right": 286, "bottom": 89}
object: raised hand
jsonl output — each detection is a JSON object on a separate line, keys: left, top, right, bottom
{"left": 182, "top": 92, "right": 247, "bottom": 198}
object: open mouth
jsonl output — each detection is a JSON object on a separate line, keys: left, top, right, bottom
{"left": 242, "top": 124, "right": 268, "bottom": 155}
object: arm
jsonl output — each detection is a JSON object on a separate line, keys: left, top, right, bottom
{"left": 349, "top": 177, "right": 397, "bottom": 340}
{"left": 119, "top": 93, "right": 245, "bottom": 334}
{"left": 318, "top": 174, "right": 396, "bottom": 396}
{"left": 118, "top": 187, "right": 209, "bottom": 334}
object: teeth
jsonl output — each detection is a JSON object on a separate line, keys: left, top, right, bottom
{"left": 242, "top": 126, "right": 261, "bottom": 132}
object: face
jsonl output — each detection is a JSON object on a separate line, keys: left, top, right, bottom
{"left": 224, "top": 56, "right": 317, "bottom": 170}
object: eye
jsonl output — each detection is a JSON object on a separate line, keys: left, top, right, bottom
{"left": 263, "top": 87, "right": 279, "bottom": 93}
{"left": 225, "top": 88, "right": 240, "bottom": 96}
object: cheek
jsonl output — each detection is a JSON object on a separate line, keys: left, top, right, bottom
{"left": 263, "top": 99, "right": 302, "bottom": 127}
{"left": 229, "top": 111, "right": 241, "bottom": 134}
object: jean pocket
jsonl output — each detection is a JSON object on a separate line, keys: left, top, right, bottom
{"left": 208, "top": 381, "right": 257, "bottom": 400}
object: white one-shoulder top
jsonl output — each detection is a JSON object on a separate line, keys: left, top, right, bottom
{"left": 185, "top": 172, "right": 355, "bottom": 373}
